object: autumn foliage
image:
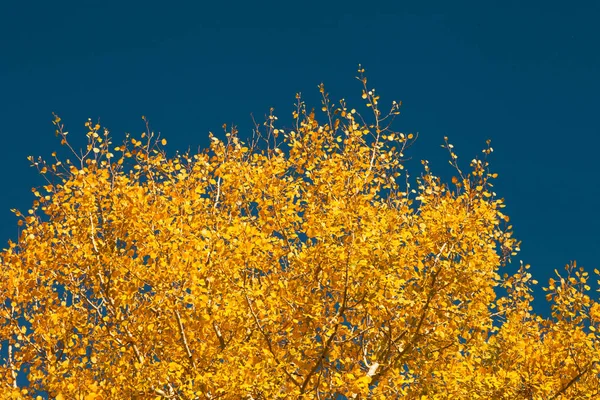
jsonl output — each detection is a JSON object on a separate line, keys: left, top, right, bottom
{"left": 1, "top": 69, "right": 599, "bottom": 399}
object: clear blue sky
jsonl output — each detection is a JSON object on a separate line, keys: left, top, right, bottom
{"left": 1, "top": 0, "right": 599, "bottom": 314}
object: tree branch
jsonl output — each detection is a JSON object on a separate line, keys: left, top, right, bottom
{"left": 175, "top": 309, "right": 196, "bottom": 368}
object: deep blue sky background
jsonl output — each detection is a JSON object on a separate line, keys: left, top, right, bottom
{"left": 1, "top": 1, "right": 599, "bottom": 314}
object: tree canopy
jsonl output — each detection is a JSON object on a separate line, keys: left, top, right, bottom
{"left": 1, "top": 70, "right": 599, "bottom": 399}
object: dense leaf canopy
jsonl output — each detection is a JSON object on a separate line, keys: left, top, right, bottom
{"left": 1, "top": 72, "right": 599, "bottom": 399}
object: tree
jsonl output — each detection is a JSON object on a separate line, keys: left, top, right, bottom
{"left": 1, "top": 68, "right": 599, "bottom": 399}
